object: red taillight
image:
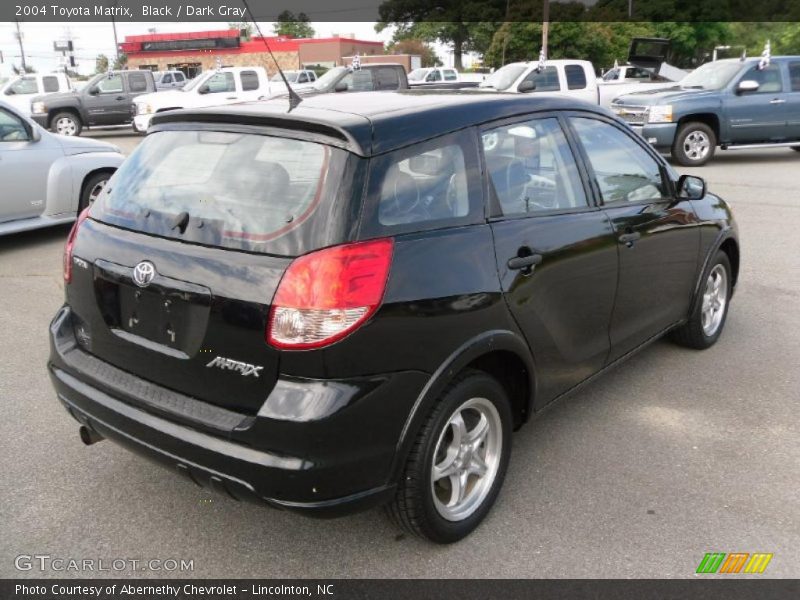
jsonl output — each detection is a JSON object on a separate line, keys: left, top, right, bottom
{"left": 63, "top": 207, "right": 90, "bottom": 284}
{"left": 267, "top": 238, "right": 394, "bottom": 350}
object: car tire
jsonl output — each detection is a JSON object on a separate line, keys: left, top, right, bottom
{"left": 386, "top": 369, "right": 512, "bottom": 543}
{"left": 51, "top": 112, "right": 82, "bottom": 137}
{"left": 670, "top": 250, "right": 732, "bottom": 349}
{"left": 78, "top": 172, "right": 111, "bottom": 214}
{"left": 672, "top": 122, "right": 716, "bottom": 167}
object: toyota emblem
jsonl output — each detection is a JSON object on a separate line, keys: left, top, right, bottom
{"left": 132, "top": 261, "right": 156, "bottom": 287}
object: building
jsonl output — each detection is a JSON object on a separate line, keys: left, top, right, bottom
{"left": 120, "top": 30, "right": 389, "bottom": 78}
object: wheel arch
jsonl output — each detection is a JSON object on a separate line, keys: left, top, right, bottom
{"left": 390, "top": 330, "right": 536, "bottom": 483}
{"left": 689, "top": 229, "right": 740, "bottom": 315}
{"left": 48, "top": 107, "right": 82, "bottom": 130}
{"left": 677, "top": 113, "right": 721, "bottom": 141}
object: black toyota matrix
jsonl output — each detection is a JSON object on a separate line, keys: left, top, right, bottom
{"left": 48, "top": 91, "right": 739, "bottom": 543}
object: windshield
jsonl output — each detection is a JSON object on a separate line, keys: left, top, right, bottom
{"left": 408, "top": 68, "right": 430, "bottom": 82}
{"left": 182, "top": 71, "right": 214, "bottom": 92}
{"left": 479, "top": 64, "right": 528, "bottom": 90}
{"left": 312, "top": 67, "right": 348, "bottom": 91}
{"left": 90, "top": 130, "right": 351, "bottom": 256}
{"left": 271, "top": 72, "right": 299, "bottom": 83}
{"left": 680, "top": 61, "right": 744, "bottom": 90}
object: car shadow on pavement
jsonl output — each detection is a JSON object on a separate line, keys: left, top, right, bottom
{"left": 0, "top": 224, "right": 72, "bottom": 254}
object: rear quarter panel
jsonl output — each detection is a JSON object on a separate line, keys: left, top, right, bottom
{"left": 44, "top": 152, "right": 123, "bottom": 217}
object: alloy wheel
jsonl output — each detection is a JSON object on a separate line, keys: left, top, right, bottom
{"left": 683, "top": 130, "right": 711, "bottom": 161}
{"left": 55, "top": 117, "right": 77, "bottom": 136}
{"left": 430, "top": 397, "right": 503, "bottom": 522}
{"left": 701, "top": 264, "right": 728, "bottom": 336}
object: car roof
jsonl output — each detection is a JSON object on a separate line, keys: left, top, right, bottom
{"left": 151, "top": 90, "right": 609, "bottom": 156}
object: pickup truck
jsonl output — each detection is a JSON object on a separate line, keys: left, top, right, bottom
{"left": 1, "top": 73, "right": 73, "bottom": 115}
{"left": 477, "top": 59, "right": 679, "bottom": 108}
{"left": 132, "top": 66, "right": 270, "bottom": 133}
{"left": 30, "top": 70, "right": 156, "bottom": 136}
{"left": 611, "top": 56, "right": 800, "bottom": 165}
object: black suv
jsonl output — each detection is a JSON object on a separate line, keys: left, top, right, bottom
{"left": 48, "top": 91, "right": 739, "bottom": 543}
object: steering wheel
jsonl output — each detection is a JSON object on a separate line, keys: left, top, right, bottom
{"left": 382, "top": 173, "right": 421, "bottom": 223}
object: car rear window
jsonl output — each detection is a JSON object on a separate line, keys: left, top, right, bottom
{"left": 90, "top": 130, "right": 352, "bottom": 256}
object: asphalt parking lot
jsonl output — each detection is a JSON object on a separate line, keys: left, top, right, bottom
{"left": 1, "top": 130, "right": 798, "bottom": 578}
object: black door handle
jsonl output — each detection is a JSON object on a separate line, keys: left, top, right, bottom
{"left": 116, "top": 96, "right": 125, "bottom": 101}
{"left": 618, "top": 231, "right": 641, "bottom": 247}
{"left": 507, "top": 253, "right": 543, "bottom": 272}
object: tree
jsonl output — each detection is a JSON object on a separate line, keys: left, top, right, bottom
{"left": 95, "top": 53, "right": 109, "bottom": 74}
{"left": 112, "top": 53, "right": 128, "bottom": 71}
{"left": 386, "top": 38, "right": 442, "bottom": 67}
{"left": 229, "top": 21, "right": 252, "bottom": 41}
{"left": 375, "top": 1, "right": 505, "bottom": 70}
{"left": 273, "top": 11, "right": 315, "bottom": 38}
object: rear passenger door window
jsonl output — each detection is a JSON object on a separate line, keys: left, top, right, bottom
{"left": 482, "top": 117, "right": 588, "bottom": 215}
{"left": 361, "top": 129, "right": 482, "bottom": 236}
{"left": 240, "top": 70, "right": 259, "bottom": 91}
{"left": 789, "top": 62, "right": 800, "bottom": 92}
{"left": 375, "top": 68, "right": 401, "bottom": 90}
{"left": 565, "top": 65, "right": 587, "bottom": 90}
{"left": 128, "top": 73, "right": 148, "bottom": 94}
{"left": 42, "top": 76, "right": 60, "bottom": 93}
{"left": 570, "top": 117, "right": 667, "bottom": 204}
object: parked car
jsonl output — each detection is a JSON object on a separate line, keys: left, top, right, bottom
{"left": 48, "top": 91, "right": 739, "bottom": 543}
{"left": 153, "top": 70, "right": 188, "bottom": 91}
{"left": 408, "top": 67, "right": 461, "bottom": 84}
{"left": 611, "top": 56, "right": 800, "bottom": 165}
{"left": 29, "top": 70, "right": 156, "bottom": 136}
{"left": 0, "top": 101, "right": 123, "bottom": 236}
{"left": 270, "top": 69, "right": 317, "bottom": 91}
{"left": 132, "top": 67, "right": 270, "bottom": 133}
{"left": 1, "top": 72, "right": 73, "bottom": 115}
{"left": 271, "top": 64, "right": 409, "bottom": 98}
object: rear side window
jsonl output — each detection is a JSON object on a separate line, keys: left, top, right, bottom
{"left": 174, "top": 72, "right": 185, "bottom": 82}
{"left": 444, "top": 70, "right": 458, "bottom": 81}
{"left": 565, "top": 65, "right": 587, "bottom": 90}
{"left": 162, "top": 74, "right": 173, "bottom": 84}
{"left": 128, "top": 73, "right": 148, "bottom": 93}
{"left": 520, "top": 66, "right": 560, "bottom": 92}
{"left": 375, "top": 68, "right": 401, "bottom": 90}
{"left": 90, "top": 131, "right": 351, "bottom": 256}
{"left": 240, "top": 70, "right": 259, "bottom": 91}
{"left": 43, "top": 76, "right": 60, "bottom": 92}
{"left": 789, "top": 62, "right": 800, "bottom": 92}
{"left": 361, "top": 129, "right": 482, "bottom": 236}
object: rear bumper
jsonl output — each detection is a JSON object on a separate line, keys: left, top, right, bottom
{"left": 48, "top": 306, "right": 427, "bottom": 517}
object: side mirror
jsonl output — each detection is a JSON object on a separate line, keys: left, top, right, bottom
{"left": 30, "top": 125, "right": 42, "bottom": 142}
{"left": 517, "top": 80, "right": 536, "bottom": 93}
{"left": 737, "top": 80, "right": 760, "bottom": 94}
{"left": 334, "top": 81, "right": 348, "bottom": 92}
{"left": 88, "top": 86, "right": 100, "bottom": 95}
{"left": 197, "top": 84, "right": 210, "bottom": 94}
{"left": 677, "top": 174, "right": 706, "bottom": 200}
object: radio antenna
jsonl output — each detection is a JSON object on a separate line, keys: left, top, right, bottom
{"left": 239, "top": 0, "right": 302, "bottom": 110}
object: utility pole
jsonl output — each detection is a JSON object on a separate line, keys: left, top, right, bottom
{"left": 628, "top": 0, "right": 633, "bottom": 18}
{"left": 14, "top": 19, "right": 27, "bottom": 72}
{"left": 112, "top": 16, "right": 120, "bottom": 62}
{"left": 541, "top": 0, "right": 549, "bottom": 62}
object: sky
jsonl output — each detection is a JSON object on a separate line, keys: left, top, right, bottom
{"left": 0, "top": 21, "right": 465, "bottom": 79}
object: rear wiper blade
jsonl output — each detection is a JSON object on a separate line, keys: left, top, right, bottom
{"left": 170, "top": 211, "right": 190, "bottom": 234}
